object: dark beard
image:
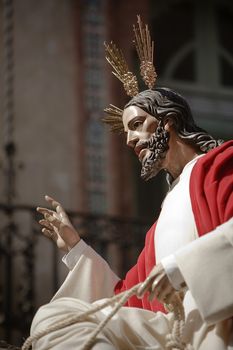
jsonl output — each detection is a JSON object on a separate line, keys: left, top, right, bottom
{"left": 140, "top": 122, "right": 170, "bottom": 181}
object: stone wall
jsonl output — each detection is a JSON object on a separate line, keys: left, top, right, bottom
{"left": 0, "top": 0, "right": 81, "bottom": 309}
{"left": 0, "top": 0, "right": 80, "bottom": 211}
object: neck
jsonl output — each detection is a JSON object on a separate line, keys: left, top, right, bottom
{"left": 164, "top": 137, "right": 202, "bottom": 180}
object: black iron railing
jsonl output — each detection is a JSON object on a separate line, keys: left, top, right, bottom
{"left": 0, "top": 203, "right": 150, "bottom": 346}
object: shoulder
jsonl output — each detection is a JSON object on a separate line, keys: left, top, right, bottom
{"left": 190, "top": 140, "right": 233, "bottom": 235}
{"left": 191, "top": 140, "right": 233, "bottom": 183}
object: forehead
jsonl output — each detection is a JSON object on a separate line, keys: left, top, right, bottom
{"left": 122, "top": 106, "right": 148, "bottom": 128}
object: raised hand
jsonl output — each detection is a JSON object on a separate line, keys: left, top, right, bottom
{"left": 37, "top": 195, "right": 80, "bottom": 253}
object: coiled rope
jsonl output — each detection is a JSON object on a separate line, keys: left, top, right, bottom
{"left": 22, "top": 281, "right": 193, "bottom": 350}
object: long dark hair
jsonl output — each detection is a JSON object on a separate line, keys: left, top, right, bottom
{"left": 125, "top": 88, "right": 223, "bottom": 153}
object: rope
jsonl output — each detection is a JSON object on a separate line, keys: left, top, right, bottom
{"left": 21, "top": 284, "right": 140, "bottom": 350}
{"left": 165, "top": 294, "right": 193, "bottom": 350}
{"left": 80, "top": 283, "right": 139, "bottom": 350}
{"left": 22, "top": 281, "right": 193, "bottom": 350}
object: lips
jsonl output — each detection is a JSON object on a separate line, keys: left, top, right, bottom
{"left": 134, "top": 143, "right": 149, "bottom": 162}
{"left": 134, "top": 144, "right": 145, "bottom": 157}
{"left": 134, "top": 140, "right": 148, "bottom": 154}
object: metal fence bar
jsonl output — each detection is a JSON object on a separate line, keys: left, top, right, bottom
{"left": 0, "top": 203, "right": 150, "bottom": 346}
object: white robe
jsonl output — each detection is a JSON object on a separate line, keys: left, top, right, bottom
{"left": 31, "top": 158, "right": 233, "bottom": 349}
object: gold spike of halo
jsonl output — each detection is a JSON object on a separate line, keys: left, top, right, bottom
{"left": 133, "top": 15, "right": 157, "bottom": 89}
{"left": 103, "top": 16, "right": 157, "bottom": 132}
{"left": 104, "top": 41, "right": 139, "bottom": 97}
{"left": 102, "top": 104, "right": 124, "bottom": 133}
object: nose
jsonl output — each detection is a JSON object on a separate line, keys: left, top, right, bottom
{"left": 126, "top": 130, "right": 139, "bottom": 148}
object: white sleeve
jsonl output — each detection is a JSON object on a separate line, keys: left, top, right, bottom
{"left": 62, "top": 239, "right": 87, "bottom": 270}
{"left": 175, "top": 217, "right": 233, "bottom": 325}
{"left": 161, "top": 254, "right": 185, "bottom": 290}
{"left": 52, "top": 240, "right": 120, "bottom": 303}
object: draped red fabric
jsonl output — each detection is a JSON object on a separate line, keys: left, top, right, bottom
{"left": 190, "top": 140, "right": 233, "bottom": 236}
{"left": 114, "top": 141, "right": 233, "bottom": 313}
{"left": 114, "top": 222, "right": 166, "bottom": 313}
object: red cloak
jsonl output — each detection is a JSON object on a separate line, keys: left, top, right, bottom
{"left": 114, "top": 141, "right": 233, "bottom": 313}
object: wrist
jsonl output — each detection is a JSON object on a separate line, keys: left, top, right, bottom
{"left": 67, "top": 236, "right": 81, "bottom": 251}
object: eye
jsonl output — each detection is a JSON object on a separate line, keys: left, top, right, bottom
{"left": 128, "top": 116, "right": 145, "bottom": 131}
{"left": 132, "top": 120, "right": 143, "bottom": 130}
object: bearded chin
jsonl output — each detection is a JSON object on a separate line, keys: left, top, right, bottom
{"left": 140, "top": 123, "right": 170, "bottom": 181}
{"left": 140, "top": 153, "right": 165, "bottom": 181}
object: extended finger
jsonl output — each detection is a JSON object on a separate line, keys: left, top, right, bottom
{"left": 37, "top": 207, "right": 55, "bottom": 216}
{"left": 148, "top": 279, "right": 160, "bottom": 301}
{"left": 157, "top": 283, "right": 174, "bottom": 303}
{"left": 138, "top": 270, "right": 162, "bottom": 298}
{"left": 45, "top": 195, "right": 61, "bottom": 210}
{"left": 37, "top": 209, "right": 60, "bottom": 223}
{"left": 151, "top": 273, "right": 165, "bottom": 292}
{"left": 39, "top": 219, "right": 53, "bottom": 230}
{"left": 42, "top": 227, "right": 54, "bottom": 239}
{"left": 147, "top": 274, "right": 167, "bottom": 301}
{"left": 148, "top": 276, "right": 165, "bottom": 301}
{"left": 46, "top": 197, "right": 67, "bottom": 219}
{"left": 138, "top": 277, "right": 156, "bottom": 298}
{"left": 44, "top": 213, "right": 61, "bottom": 229}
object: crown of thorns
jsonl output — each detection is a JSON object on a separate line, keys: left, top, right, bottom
{"left": 102, "top": 15, "right": 157, "bottom": 133}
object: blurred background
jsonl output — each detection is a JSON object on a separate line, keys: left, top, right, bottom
{"left": 0, "top": 0, "right": 232, "bottom": 346}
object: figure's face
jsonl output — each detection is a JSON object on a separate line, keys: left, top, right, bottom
{"left": 122, "top": 106, "right": 157, "bottom": 161}
{"left": 122, "top": 105, "right": 169, "bottom": 180}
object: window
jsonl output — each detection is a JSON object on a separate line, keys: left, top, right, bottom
{"left": 82, "top": 0, "right": 108, "bottom": 213}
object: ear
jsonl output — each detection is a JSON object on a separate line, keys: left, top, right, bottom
{"left": 164, "top": 117, "right": 174, "bottom": 131}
